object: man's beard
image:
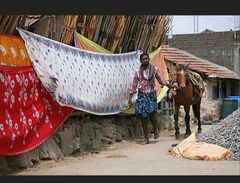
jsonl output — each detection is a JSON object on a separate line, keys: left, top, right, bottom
{"left": 141, "top": 62, "right": 149, "bottom": 67}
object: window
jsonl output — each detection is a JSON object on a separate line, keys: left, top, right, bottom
{"left": 220, "top": 81, "right": 226, "bottom": 98}
{"left": 212, "top": 81, "right": 219, "bottom": 99}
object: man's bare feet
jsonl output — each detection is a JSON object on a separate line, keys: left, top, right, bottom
{"left": 143, "top": 139, "right": 149, "bottom": 144}
{"left": 154, "top": 131, "right": 159, "bottom": 139}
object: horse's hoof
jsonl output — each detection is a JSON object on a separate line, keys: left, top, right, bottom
{"left": 175, "top": 133, "right": 180, "bottom": 140}
{"left": 172, "top": 143, "right": 178, "bottom": 147}
{"left": 184, "top": 133, "right": 191, "bottom": 138}
{"left": 197, "top": 128, "right": 202, "bottom": 133}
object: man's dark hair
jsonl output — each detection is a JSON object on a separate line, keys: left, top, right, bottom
{"left": 140, "top": 52, "right": 149, "bottom": 60}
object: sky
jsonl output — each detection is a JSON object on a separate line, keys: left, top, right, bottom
{"left": 170, "top": 15, "right": 240, "bottom": 35}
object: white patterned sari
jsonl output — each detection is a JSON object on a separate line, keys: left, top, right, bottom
{"left": 18, "top": 28, "right": 141, "bottom": 115}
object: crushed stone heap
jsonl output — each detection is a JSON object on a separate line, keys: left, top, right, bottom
{"left": 197, "top": 109, "right": 240, "bottom": 161}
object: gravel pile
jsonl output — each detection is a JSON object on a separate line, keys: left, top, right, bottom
{"left": 196, "top": 109, "right": 240, "bottom": 161}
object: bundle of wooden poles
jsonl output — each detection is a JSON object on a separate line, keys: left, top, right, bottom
{"left": 76, "top": 15, "right": 172, "bottom": 53}
{"left": 52, "top": 15, "right": 172, "bottom": 53}
{"left": 0, "top": 15, "right": 41, "bottom": 35}
{"left": 0, "top": 15, "right": 172, "bottom": 53}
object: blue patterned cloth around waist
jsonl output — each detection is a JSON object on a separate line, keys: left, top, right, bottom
{"left": 136, "top": 90, "right": 157, "bottom": 118}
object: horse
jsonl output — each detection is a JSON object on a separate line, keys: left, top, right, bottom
{"left": 170, "top": 63, "right": 203, "bottom": 139}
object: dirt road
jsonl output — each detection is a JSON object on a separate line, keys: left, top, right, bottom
{"left": 11, "top": 125, "right": 240, "bottom": 175}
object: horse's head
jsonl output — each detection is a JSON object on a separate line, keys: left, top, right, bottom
{"left": 175, "top": 63, "right": 190, "bottom": 91}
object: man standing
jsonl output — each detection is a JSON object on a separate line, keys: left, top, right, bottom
{"left": 128, "top": 53, "right": 172, "bottom": 144}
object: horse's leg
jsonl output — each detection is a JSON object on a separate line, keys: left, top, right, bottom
{"left": 150, "top": 112, "right": 159, "bottom": 139}
{"left": 184, "top": 104, "right": 191, "bottom": 138}
{"left": 193, "top": 101, "right": 202, "bottom": 133}
{"left": 174, "top": 104, "right": 180, "bottom": 139}
{"left": 141, "top": 117, "right": 149, "bottom": 144}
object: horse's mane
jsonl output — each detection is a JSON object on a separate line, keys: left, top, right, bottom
{"left": 177, "top": 64, "right": 187, "bottom": 71}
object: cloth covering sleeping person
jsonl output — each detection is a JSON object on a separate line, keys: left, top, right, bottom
{"left": 128, "top": 53, "right": 173, "bottom": 144}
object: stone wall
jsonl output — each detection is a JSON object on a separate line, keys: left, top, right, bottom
{"left": 1, "top": 113, "right": 168, "bottom": 172}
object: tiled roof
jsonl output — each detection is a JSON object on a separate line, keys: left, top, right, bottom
{"left": 161, "top": 45, "right": 240, "bottom": 80}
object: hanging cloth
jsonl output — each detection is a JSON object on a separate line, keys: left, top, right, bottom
{"left": 18, "top": 28, "right": 141, "bottom": 115}
{"left": 0, "top": 34, "right": 31, "bottom": 66}
{"left": 0, "top": 65, "right": 74, "bottom": 155}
